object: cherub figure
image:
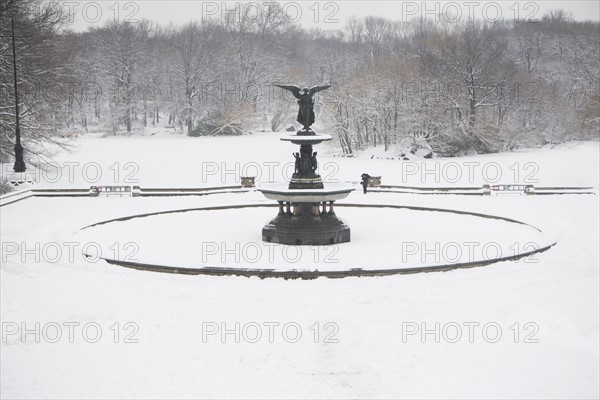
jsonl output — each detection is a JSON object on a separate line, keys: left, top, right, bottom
{"left": 292, "top": 152, "right": 301, "bottom": 174}
{"left": 310, "top": 151, "right": 318, "bottom": 172}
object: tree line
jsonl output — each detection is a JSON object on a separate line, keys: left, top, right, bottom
{"left": 1, "top": 0, "right": 598, "bottom": 164}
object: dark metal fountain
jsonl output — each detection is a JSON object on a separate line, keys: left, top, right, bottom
{"left": 258, "top": 84, "right": 354, "bottom": 245}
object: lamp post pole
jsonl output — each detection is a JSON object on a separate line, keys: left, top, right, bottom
{"left": 11, "top": 18, "right": 26, "bottom": 172}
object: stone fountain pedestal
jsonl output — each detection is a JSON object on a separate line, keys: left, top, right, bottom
{"left": 258, "top": 130, "right": 354, "bottom": 245}
{"left": 259, "top": 182, "right": 354, "bottom": 245}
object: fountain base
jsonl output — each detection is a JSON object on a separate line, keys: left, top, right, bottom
{"left": 262, "top": 202, "right": 350, "bottom": 245}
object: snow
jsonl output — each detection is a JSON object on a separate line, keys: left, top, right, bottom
{"left": 5, "top": 132, "right": 598, "bottom": 189}
{"left": 74, "top": 203, "right": 552, "bottom": 271}
{"left": 258, "top": 181, "right": 355, "bottom": 202}
{"left": 1, "top": 134, "right": 598, "bottom": 399}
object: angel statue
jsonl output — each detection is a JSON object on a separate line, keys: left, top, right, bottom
{"left": 275, "top": 84, "right": 331, "bottom": 132}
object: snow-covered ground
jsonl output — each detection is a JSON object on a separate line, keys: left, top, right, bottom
{"left": 74, "top": 202, "right": 552, "bottom": 271}
{"left": 4, "top": 132, "right": 598, "bottom": 188}
{"left": 1, "top": 133, "right": 598, "bottom": 399}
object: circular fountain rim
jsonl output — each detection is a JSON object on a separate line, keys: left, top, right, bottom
{"left": 77, "top": 202, "right": 557, "bottom": 280}
{"left": 280, "top": 133, "right": 332, "bottom": 144}
{"left": 258, "top": 182, "right": 355, "bottom": 202}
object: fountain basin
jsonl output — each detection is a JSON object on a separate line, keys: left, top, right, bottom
{"left": 280, "top": 133, "right": 332, "bottom": 145}
{"left": 258, "top": 182, "right": 354, "bottom": 245}
{"left": 258, "top": 182, "right": 354, "bottom": 203}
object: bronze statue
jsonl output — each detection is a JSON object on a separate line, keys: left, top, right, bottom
{"left": 293, "top": 152, "right": 301, "bottom": 174}
{"left": 275, "top": 84, "right": 331, "bottom": 132}
{"left": 291, "top": 145, "right": 321, "bottom": 180}
{"left": 310, "top": 151, "right": 318, "bottom": 172}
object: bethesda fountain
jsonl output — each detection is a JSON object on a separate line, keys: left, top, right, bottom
{"left": 258, "top": 84, "right": 354, "bottom": 245}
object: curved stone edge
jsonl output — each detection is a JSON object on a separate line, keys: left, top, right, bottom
{"left": 81, "top": 203, "right": 557, "bottom": 279}
{"left": 82, "top": 201, "right": 548, "bottom": 233}
{"left": 97, "top": 242, "right": 555, "bottom": 280}
{"left": 280, "top": 134, "right": 332, "bottom": 142}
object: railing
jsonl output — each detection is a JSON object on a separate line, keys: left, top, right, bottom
{"left": 484, "top": 184, "right": 535, "bottom": 195}
{"left": 89, "top": 185, "right": 133, "bottom": 197}
{"left": 1, "top": 181, "right": 595, "bottom": 208}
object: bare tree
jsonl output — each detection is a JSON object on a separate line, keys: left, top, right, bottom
{"left": 170, "top": 21, "right": 220, "bottom": 135}
{"left": 0, "top": 0, "right": 73, "bottom": 164}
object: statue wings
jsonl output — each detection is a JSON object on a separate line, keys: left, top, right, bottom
{"left": 275, "top": 84, "right": 302, "bottom": 98}
{"left": 275, "top": 84, "right": 331, "bottom": 98}
{"left": 308, "top": 85, "right": 330, "bottom": 95}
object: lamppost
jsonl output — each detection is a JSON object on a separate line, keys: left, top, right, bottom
{"left": 11, "top": 18, "right": 26, "bottom": 172}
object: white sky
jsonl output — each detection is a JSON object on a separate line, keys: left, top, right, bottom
{"left": 55, "top": 1, "right": 600, "bottom": 32}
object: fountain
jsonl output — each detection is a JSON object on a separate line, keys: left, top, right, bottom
{"left": 258, "top": 84, "right": 354, "bottom": 245}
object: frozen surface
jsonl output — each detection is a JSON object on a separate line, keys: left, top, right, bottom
{"left": 1, "top": 135, "right": 598, "bottom": 399}
{"left": 75, "top": 206, "right": 551, "bottom": 270}
{"left": 2, "top": 132, "right": 598, "bottom": 189}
